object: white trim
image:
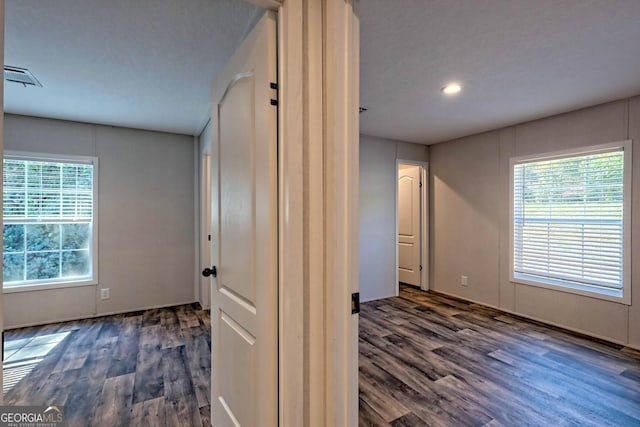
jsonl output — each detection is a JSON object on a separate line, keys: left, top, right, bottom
{"left": 197, "top": 121, "right": 212, "bottom": 308}
{"left": 2, "top": 152, "right": 99, "bottom": 291}
{"left": 3, "top": 280, "right": 96, "bottom": 294}
{"left": 304, "top": 0, "right": 327, "bottom": 424}
{"left": 1, "top": 0, "right": 6, "bottom": 405}
{"left": 4, "top": 150, "right": 96, "bottom": 165}
{"left": 199, "top": 151, "right": 212, "bottom": 309}
{"left": 511, "top": 140, "right": 629, "bottom": 164}
{"left": 277, "top": 0, "right": 359, "bottom": 424}
{"left": 430, "top": 288, "right": 635, "bottom": 349}
{"left": 512, "top": 275, "right": 626, "bottom": 304}
{"left": 323, "top": 1, "right": 360, "bottom": 425}
{"left": 421, "top": 164, "right": 429, "bottom": 291}
{"left": 277, "top": 1, "right": 305, "bottom": 425}
{"left": 395, "top": 159, "right": 430, "bottom": 294}
{"left": 509, "top": 139, "right": 632, "bottom": 305}
{"left": 193, "top": 136, "right": 199, "bottom": 306}
{"left": 246, "top": 1, "right": 358, "bottom": 424}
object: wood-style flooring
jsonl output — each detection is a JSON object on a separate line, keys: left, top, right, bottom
{"left": 5, "top": 289, "right": 640, "bottom": 426}
{"left": 3, "top": 304, "right": 211, "bottom": 427}
{"left": 359, "top": 285, "right": 640, "bottom": 427}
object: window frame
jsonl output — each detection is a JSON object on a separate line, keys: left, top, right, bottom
{"left": 509, "top": 140, "right": 632, "bottom": 305}
{"left": 3, "top": 150, "right": 99, "bottom": 293}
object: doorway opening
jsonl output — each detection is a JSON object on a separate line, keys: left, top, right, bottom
{"left": 396, "top": 161, "right": 429, "bottom": 295}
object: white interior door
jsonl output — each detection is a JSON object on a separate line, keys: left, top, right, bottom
{"left": 209, "top": 12, "right": 278, "bottom": 427}
{"left": 398, "top": 165, "right": 421, "bottom": 286}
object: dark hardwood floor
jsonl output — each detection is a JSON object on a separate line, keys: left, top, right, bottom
{"left": 4, "top": 289, "right": 640, "bottom": 426}
{"left": 3, "top": 304, "right": 211, "bottom": 427}
{"left": 359, "top": 285, "right": 640, "bottom": 427}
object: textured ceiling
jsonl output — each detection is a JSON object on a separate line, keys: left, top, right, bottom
{"left": 5, "top": 0, "right": 262, "bottom": 135}
{"left": 7, "top": 1, "right": 640, "bottom": 142}
{"left": 360, "top": 0, "right": 640, "bottom": 144}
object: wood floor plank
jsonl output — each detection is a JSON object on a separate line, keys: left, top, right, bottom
{"left": 183, "top": 327, "right": 211, "bottom": 408}
{"left": 360, "top": 285, "right": 640, "bottom": 427}
{"left": 131, "top": 397, "right": 166, "bottom": 427}
{"left": 92, "top": 372, "right": 135, "bottom": 426}
{"left": 133, "top": 325, "right": 165, "bottom": 404}
{"left": 4, "top": 288, "right": 638, "bottom": 426}
{"left": 3, "top": 303, "right": 211, "bottom": 427}
{"left": 4, "top": 331, "right": 75, "bottom": 405}
{"left": 198, "top": 405, "right": 211, "bottom": 427}
{"left": 359, "top": 398, "right": 392, "bottom": 427}
{"left": 389, "top": 412, "right": 428, "bottom": 427}
{"left": 359, "top": 361, "right": 412, "bottom": 422}
{"left": 52, "top": 322, "right": 103, "bottom": 374}
{"left": 142, "top": 308, "right": 162, "bottom": 328}
{"left": 163, "top": 345, "right": 202, "bottom": 427}
{"left": 106, "top": 315, "right": 141, "bottom": 378}
{"left": 161, "top": 309, "right": 185, "bottom": 350}
{"left": 63, "top": 336, "right": 117, "bottom": 427}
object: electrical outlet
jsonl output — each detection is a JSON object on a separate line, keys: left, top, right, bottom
{"left": 100, "top": 288, "right": 110, "bottom": 300}
{"left": 461, "top": 275, "right": 468, "bottom": 286}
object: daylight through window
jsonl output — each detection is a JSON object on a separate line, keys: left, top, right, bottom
{"left": 511, "top": 142, "right": 631, "bottom": 302}
{"left": 3, "top": 153, "right": 97, "bottom": 288}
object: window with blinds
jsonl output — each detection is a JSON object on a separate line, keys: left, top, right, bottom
{"left": 3, "top": 153, "right": 97, "bottom": 288}
{"left": 511, "top": 141, "right": 631, "bottom": 303}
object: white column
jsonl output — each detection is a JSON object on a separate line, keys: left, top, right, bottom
{"left": 1, "top": 0, "right": 6, "bottom": 405}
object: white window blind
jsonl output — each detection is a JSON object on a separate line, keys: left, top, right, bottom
{"left": 3, "top": 158, "right": 93, "bottom": 220}
{"left": 513, "top": 148, "right": 625, "bottom": 291}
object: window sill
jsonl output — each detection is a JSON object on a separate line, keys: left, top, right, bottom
{"left": 3, "top": 280, "right": 97, "bottom": 294}
{"left": 512, "top": 273, "right": 629, "bottom": 305}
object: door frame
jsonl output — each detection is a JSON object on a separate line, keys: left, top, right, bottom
{"left": 395, "top": 159, "right": 429, "bottom": 294}
{"left": 198, "top": 142, "right": 211, "bottom": 310}
{"left": 245, "top": 1, "right": 360, "bottom": 426}
{"left": 0, "top": 0, "right": 4, "bottom": 405}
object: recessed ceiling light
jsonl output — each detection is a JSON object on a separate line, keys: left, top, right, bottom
{"left": 441, "top": 83, "right": 462, "bottom": 95}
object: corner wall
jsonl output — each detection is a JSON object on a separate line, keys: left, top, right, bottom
{"left": 359, "top": 134, "right": 428, "bottom": 301}
{"left": 3, "top": 114, "right": 196, "bottom": 328}
{"left": 430, "top": 97, "right": 640, "bottom": 348}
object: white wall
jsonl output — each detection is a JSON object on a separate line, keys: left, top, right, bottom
{"left": 359, "top": 134, "right": 428, "bottom": 301}
{"left": 3, "top": 114, "right": 196, "bottom": 328}
{"left": 430, "top": 97, "right": 640, "bottom": 348}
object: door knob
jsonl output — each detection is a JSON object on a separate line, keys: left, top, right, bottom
{"left": 202, "top": 266, "right": 217, "bottom": 277}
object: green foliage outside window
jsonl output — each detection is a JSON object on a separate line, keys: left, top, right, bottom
{"left": 520, "top": 151, "right": 623, "bottom": 205}
{"left": 3, "top": 223, "right": 91, "bottom": 283}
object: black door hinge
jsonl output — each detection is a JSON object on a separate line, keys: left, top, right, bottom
{"left": 270, "top": 82, "right": 278, "bottom": 106}
{"left": 351, "top": 292, "right": 360, "bottom": 314}
{"left": 419, "top": 181, "right": 423, "bottom": 187}
{"left": 420, "top": 265, "right": 423, "bottom": 271}
{"left": 208, "top": 234, "right": 211, "bottom": 241}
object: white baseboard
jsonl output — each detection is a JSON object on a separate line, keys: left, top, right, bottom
{"left": 4, "top": 300, "right": 199, "bottom": 330}
{"left": 429, "top": 289, "right": 635, "bottom": 350}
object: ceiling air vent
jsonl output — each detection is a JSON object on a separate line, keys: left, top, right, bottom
{"left": 4, "top": 66, "right": 42, "bottom": 87}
